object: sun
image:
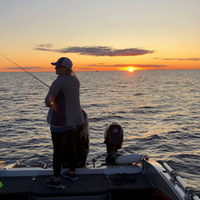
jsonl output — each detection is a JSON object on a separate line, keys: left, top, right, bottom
{"left": 128, "top": 67, "right": 134, "bottom": 72}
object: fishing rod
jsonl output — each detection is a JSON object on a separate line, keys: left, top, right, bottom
{"left": 0, "top": 54, "right": 50, "bottom": 88}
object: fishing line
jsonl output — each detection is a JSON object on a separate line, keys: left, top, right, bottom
{"left": 0, "top": 54, "right": 50, "bottom": 88}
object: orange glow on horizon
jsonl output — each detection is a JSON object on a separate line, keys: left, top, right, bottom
{"left": 1, "top": 65, "right": 200, "bottom": 72}
{"left": 119, "top": 66, "right": 140, "bottom": 72}
{"left": 1, "top": 58, "right": 200, "bottom": 72}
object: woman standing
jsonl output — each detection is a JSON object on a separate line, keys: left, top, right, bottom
{"left": 45, "top": 57, "right": 84, "bottom": 188}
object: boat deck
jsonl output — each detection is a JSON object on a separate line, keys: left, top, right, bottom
{"left": 0, "top": 173, "right": 154, "bottom": 200}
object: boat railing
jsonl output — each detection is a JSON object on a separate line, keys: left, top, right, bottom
{"left": 162, "top": 162, "right": 200, "bottom": 200}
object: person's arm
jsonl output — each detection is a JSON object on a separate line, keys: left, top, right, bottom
{"left": 45, "top": 78, "right": 62, "bottom": 108}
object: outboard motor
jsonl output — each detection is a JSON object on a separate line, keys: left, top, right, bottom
{"left": 104, "top": 122, "right": 123, "bottom": 164}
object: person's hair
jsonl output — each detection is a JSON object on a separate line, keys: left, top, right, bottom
{"left": 65, "top": 67, "right": 77, "bottom": 77}
{"left": 65, "top": 67, "right": 73, "bottom": 75}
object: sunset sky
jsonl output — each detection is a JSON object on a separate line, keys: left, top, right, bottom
{"left": 0, "top": 0, "right": 200, "bottom": 72}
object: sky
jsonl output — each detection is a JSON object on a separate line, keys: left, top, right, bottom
{"left": 0, "top": 0, "right": 200, "bottom": 72}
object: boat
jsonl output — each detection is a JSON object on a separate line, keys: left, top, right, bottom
{"left": 0, "top": 122, "right": 199, "bottom": 200}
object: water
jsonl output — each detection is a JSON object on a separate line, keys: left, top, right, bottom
{"left": 0, "top": 70, "right": 199, "bottom": 193}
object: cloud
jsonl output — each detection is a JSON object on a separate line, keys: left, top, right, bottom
{"left": 34, "top": 43, "right": 54, "bottom": 52}
{"left": 154, "top": 57, "right": 200, "bottom": 61}
{"left": 88, "top": 64, "right": 167, "bottom": 68}
{"left": 7, "top": 66, "right": 42, "bottom": 70}
{"left": 35, "top": 44, "right": 155, "bottom": 57}
{"left": 36, "top": 43, "right": 53, "bottom": 48}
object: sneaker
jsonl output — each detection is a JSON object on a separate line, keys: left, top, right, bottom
{"left": 63, "top": 171, "right": 78, "bottom": 181}
{"left": 46, "top": 178, "right": 62, "bottom": 189}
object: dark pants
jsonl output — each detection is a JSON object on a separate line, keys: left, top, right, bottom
{"left": 51, "top": 129, "right": 77, "bottom": 177}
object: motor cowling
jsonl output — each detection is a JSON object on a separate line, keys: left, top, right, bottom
{"left": 104, "top": 122, "right": 124, "bottom": 164}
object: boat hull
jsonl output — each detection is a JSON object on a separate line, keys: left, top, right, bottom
{"left": 0, "top": 157, "right": 199, "bottom": 200}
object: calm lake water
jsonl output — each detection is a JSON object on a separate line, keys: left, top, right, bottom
{"left": 0, "top": 70, "right": 199, "bottom": 194}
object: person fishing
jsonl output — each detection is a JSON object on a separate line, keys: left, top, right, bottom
{"left": 45, "top": 57, "right": 84, "bottom": 188}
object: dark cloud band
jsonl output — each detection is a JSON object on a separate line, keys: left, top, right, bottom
{"left": 89, "top": 64, "right": 167, "bottom": 68}
{"left": 35, "top": 44, "right": 154, "bottom": 57}
{"left": 154, "top": 57, "right": 200, "bottom": 61}
{"left": 7, "top": 66, "right": 41, "bottom": 70}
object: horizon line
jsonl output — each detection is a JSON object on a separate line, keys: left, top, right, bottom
{"left": 1, "top": 68, "right": 200, "bottom": 73}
